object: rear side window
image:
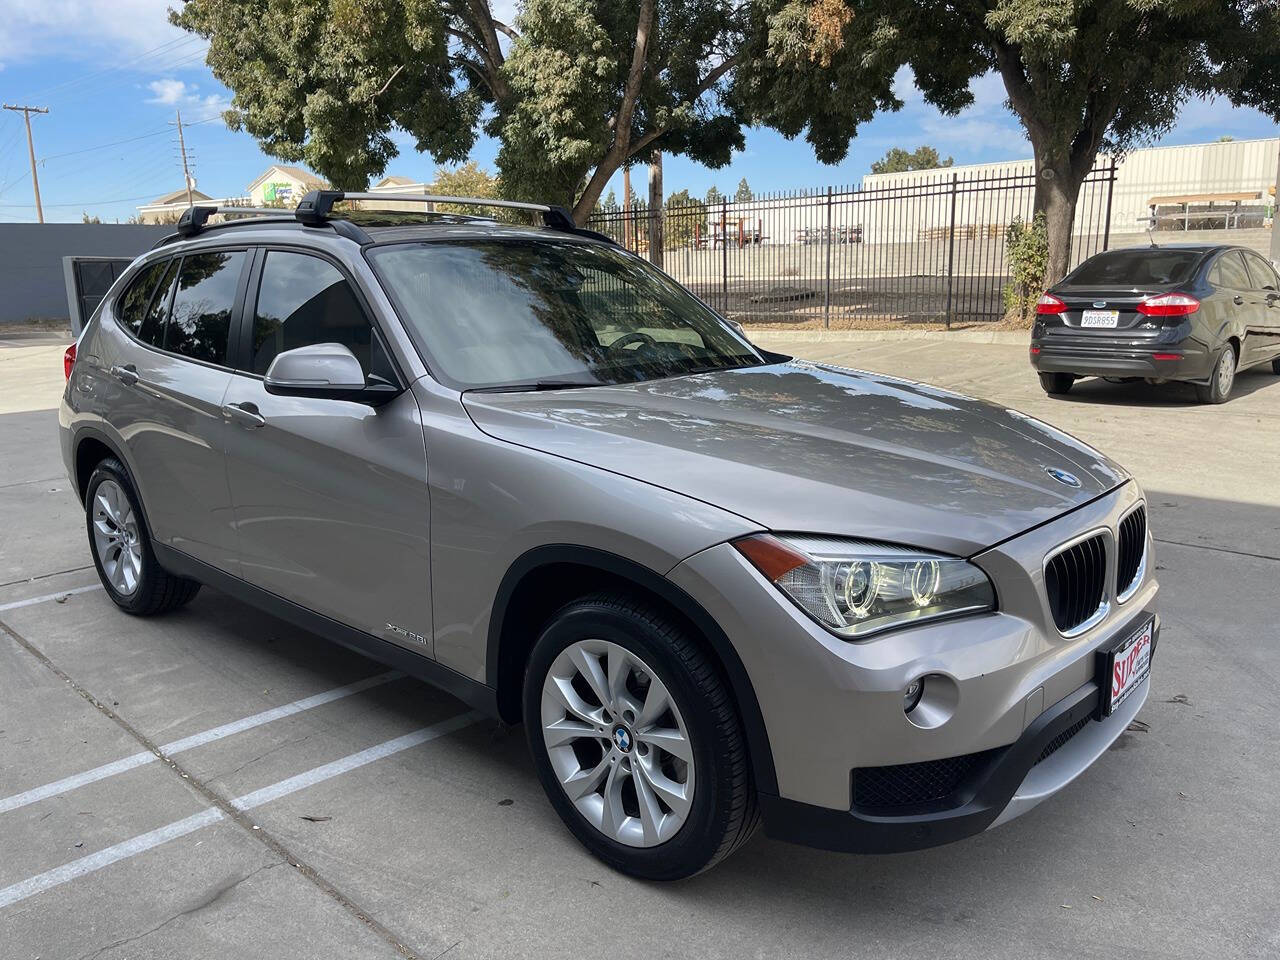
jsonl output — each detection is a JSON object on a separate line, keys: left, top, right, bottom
{"left": 250, "top": 250, "right": 391, "bottom": 380}
{"left": 1210, "top": 251, "right": 1251, "bottom": 290}
{"left": 166, "top": 251, "right": 246, "bottom": 365}
{"left": 1067, "top": 249, "right": 1201, "bottom": 286}
{"left": 116, "top": 260, "right": 170, "bottom": 337}
{"left": 137, "top": 259, "right": 179, "bottom": 347}
{"left": 1243, "top": 251, "right": 1280, "bottom": 290}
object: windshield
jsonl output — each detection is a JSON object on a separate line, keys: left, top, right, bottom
{"left": 366, "top": 238, "right": 763, "bottom": 390}
{"left": 1065, "top": 249, "right": 1202, "bottom": 287}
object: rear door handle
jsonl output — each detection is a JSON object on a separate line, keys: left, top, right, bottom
{"left": 221, "top": 402, "right": 266, "bottom": 429}
{"left": 110, "top": 363, "right": 139, "bottom": 387}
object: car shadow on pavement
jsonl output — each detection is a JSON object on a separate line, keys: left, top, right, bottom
{"left": 1048, "top": 366, "right": 1278, "bottom": 406}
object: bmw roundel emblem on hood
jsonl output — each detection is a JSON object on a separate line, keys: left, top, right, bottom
{"left": 1045, "top": 466, "right": 1082, "bottom": 487}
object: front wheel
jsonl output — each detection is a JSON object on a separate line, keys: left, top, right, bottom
{"left": 85, "top": 457, "right": 201, "bottom": 615}
{"left": 1195, "top": 345, "right": 1236, "bottom": 404}
{"left": 1038, "top": 372, "right": 1075, "bottom": 395}
{"left": 1271, "top": 357, "right": 1280, "bottom": 375}
{"left": 523, "top": 594, "right": 757, "bottom": 880}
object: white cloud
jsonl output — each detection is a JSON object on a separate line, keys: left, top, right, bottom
{"left": 1, "top": 0, "right": 192, "bottom": 63}
{"left": 145, "top": 77, "right": 230, "bottom": 119}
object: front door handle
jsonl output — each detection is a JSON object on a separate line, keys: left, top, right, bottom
{"left": 221, "top": 402, "right": 266, "bottom": 429}
{"left": 110, "top": 363, "right": 139, "bottom": 387}
{"left": 1233, "top": 295, "right": 1245, "bottom": 306}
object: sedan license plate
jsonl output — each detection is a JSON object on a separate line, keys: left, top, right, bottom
{"left": 1098, "top": 618, "right": 1154, "bottom": 717}
{"left": 1080, "top": 309, "right": 1119, "bottom": 328}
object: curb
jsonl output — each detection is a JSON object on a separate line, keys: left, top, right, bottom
{"left": 744, "top": 328, "right": 1031, "bottom": 345}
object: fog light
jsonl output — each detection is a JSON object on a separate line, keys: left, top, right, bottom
{"left": 903, "top": 678, "right": 924, "bottom": 714}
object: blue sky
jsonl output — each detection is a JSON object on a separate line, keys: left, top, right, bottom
{"left": 1, "top": 0, "right": 1276, "bottom": 223}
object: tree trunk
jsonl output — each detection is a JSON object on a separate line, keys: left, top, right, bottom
{"left": 647, "top": 152, "right": 663, "bottom": 268}
{"left": 1032, "top": 154, "right": 1085, "bottom": 287}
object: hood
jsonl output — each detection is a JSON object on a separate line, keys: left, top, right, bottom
{"left": 461, "top": 360, "right": 1130, "bottom": 556}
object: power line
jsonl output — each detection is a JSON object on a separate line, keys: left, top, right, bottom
{"left": 27, "top": 35, "right": 204, "bottom": 101}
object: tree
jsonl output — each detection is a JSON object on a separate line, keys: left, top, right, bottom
{"left": 664, "top": 189, "right": 708, "bottom": 247}
{"left": 175, "top": 0, "right": 752, "bottom": 226}
{"left": 81, "top": 212, "right": 102, "bottom": 224}
{"left": 870, "top": 145, "right": 954, "bottom": 175}
{"left": 432, "top": 161, "right": 499, "bottom": 208}
{"left": 737, "top": 0, "right": 1280, "bottom": 283}
{"left": 601, "top": 189, "right": 619, "bottom": 212}
{"left": 705, "top": 185, "right": 725, "bottom": 207}
{"left": 734, "top": 177, "right": 754, "bottom": 203}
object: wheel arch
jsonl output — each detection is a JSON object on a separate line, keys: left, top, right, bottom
{"left": 72, "top": 428, "right": 155, "bottom": 540}
{"left": 487, "top": 544, "right": 779, "bottom": 796}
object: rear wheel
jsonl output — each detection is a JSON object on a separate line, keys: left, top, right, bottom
{"left": 1271, "top": 357, "right": 1280, "bottom": 375}
{"left": 1195, "top": 345, "right": 1236, "bottom": 404}
{"left": 1038, "top": 372, "right": 1075, "bottom": 395}
{"left": 85, "top": 458, "right": 201, "bottom": 615}
{"left": 523, "top": 594, "right": 757, "bottom": 880}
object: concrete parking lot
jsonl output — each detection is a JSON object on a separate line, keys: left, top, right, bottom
{"left": 2, "top": 331, "right": 1278, "bottom": 959}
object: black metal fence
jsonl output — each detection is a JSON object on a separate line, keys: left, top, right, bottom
{"left": 588, "top": 161, "right": 1118, "bottom": 328}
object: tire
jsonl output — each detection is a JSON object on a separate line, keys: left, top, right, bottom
{"left": 1272, "top": 357, "right": 1280, "bottom": 375}
{"left": 1038, "top": 372, "right": 1075, "bottom": 395}
{"left": 84, "top": 457, "right": 201, "bottom": 616}
{"left": 522, "top": 593, "right": 758, "bottom": 880}
{"left": 1194, "top": 344, "right": 1237, "bottom": 404}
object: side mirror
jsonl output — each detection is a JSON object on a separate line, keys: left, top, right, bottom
{"left": 264, "top": 343, "right": 400, "bottom": 405}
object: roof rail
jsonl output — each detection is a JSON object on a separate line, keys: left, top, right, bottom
{"left": 175, "top": 204, "right": 292, "bottom": 237}
{"left": 293, "top": 190, "right": 614, "bottom": 243}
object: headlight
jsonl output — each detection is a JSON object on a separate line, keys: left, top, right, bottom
{"left": 734, "top": 534, "right": 995, "bottom": 639}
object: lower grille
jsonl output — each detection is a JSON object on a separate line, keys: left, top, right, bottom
{"left": 1034, "top": 716, "right": 1090, "bottom": 765}
{"left": 853, "top": 749, "right": 1001, "bottom": 809}
{"left": 1117, "top": 505, "right": 1147, "bottom": 598}
{"left": 1045, "top": 533, "right": 1108, "bottom": 634}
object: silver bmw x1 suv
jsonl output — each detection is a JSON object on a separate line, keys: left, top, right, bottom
{"left": 60, "top": 192, "right": 1158, "bottom": 879}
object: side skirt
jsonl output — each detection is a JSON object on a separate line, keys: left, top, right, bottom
{"left": 153, "top": 543, "right": 500, "bottom": 718}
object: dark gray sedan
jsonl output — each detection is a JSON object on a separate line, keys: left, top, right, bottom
{"left": 1030, "top": 244, "right": 1280, "bottom": 403}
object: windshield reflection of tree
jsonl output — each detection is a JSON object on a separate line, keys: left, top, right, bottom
{"left": 466, "top": 241, "right": 754, "bottom": 383}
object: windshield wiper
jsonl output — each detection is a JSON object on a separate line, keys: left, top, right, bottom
{"left": 467, "top": 379, "right": 603, "bottom": 394}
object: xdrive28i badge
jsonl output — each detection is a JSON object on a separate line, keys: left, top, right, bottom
{"left": 385, "top": 622, "right": 428, "bottom": 645}
{"left": 1045, "top": 466, "right": 1082, "bottom": 487}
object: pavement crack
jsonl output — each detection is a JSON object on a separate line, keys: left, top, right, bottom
{"left": 1152, "top": 536, "right": 1280, "bottom": 563}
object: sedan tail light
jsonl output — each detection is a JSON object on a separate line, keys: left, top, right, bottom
{"left": 64, "top": 342, "right": 77, "bottom": 380}
{"left": 1137, "top": 293, "right": 1200, "bottom": 317}
{"left": 1035, "top": 293, "right": 1067, "bottom": 315}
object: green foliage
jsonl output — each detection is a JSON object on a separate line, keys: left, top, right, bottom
{"left": 734, "top": 178, "right": 754, "bottom": 202}
{"left": 1003, "top": 214, "right": 1049, "bottom": 325}
{"left": 705, "top": 185, "right": 725, "bottom": 207}
{"left": 176, "top": 1, "right": 752, "bottom": 223}
{"left": 870, "top": 145, "right": 953, "bottom": 174}
{"left": 601, "top": 189, "right": 619, "bottom": 213}
{"left": 664, "top": 189, "right": 708, "bottom": 247}
{"left": 81, "top": 212, "right": 102, "bottom": 224}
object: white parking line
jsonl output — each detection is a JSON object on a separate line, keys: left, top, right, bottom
{"left": 0, "top": 671, "right": 402, "bottom": 815}
{"left": 0, "top": 710, "right": 481, "bottom": 910}
{"left": 0, "top": 583, "right": 102, "bottom": 612}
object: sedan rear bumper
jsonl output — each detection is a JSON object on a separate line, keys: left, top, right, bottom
{"left": 1031, "top": 330, "right": 1214, "bottom": 382}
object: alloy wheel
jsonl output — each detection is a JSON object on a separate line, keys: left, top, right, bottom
{"left": 540, "top": 638, "right": 695, "bottom": 847}
{"left": 1217, "top": 348, "right": 1236, "bottom": 398}
{"left": 91, "top": 479, "right": 142, "bottom": 596}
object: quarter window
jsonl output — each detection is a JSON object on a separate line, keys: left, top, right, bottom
{"left": 250, "top": 250, "right": 391, "bottom": 380}
{"left": 166, "top": 251, "right": 246, "bottom": 365}
{"left": 137, "top": 259, "right": 178, "bottom": 348}
{"left": 116, "top": 260, "right": 170, "bottom": 337}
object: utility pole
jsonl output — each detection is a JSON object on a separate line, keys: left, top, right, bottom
{"left": 3, "top": 104, "right": 49, "bottom": 223}
{"left": 1271, "top": 141, "right": 1280, "bottom": 265}
{"left": 171, "top": 110, "right": 194, "bottom": 209}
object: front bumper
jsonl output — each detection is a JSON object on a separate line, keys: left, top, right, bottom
{"left": 756, "top": 625, "right": 1154, "bottom": 853}
{"left": 667, "top": 481, "right": 1158, "bottom": 854}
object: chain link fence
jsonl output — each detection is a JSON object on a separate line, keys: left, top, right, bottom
{"left": 589, "top": 162, "right": 1119, "bottom": 329}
